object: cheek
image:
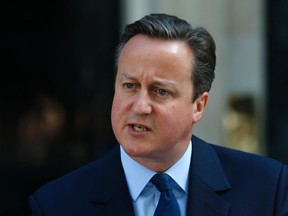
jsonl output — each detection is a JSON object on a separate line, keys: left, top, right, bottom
{"left": 111, "top": 96, "right": 121, "bottom": 123}
{"left": 111, "top": 95, "right": 130, "bottom": 122}
{"left": 157, "top": 107, "right": 180, "bottom": 131}
{"left": 162, "top": 105, "right": 194, "bottom": 127}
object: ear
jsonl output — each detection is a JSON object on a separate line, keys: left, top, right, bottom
{"left": 192, "top": 92, "right": 209, "bottom": 123}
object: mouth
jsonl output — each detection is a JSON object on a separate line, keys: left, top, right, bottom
{"left": 130, "top": 124, "right": 151, "bottom": 132}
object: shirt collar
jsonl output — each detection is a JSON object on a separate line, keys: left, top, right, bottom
{"left": 120, "top": 141, "right": 192, "bottom": 201}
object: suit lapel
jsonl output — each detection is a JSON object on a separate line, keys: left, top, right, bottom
{"left": 186, "top": 136, "right": 231, "bottom": 216}
{"left": 90, "top": 146, "right": 135, "bottom": 216}
{"left": 87, "top": 137, "right": 232, "bottom": 216}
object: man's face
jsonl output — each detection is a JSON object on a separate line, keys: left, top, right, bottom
{"left": 111, "top": 34, "right": 207, "bottom": 171}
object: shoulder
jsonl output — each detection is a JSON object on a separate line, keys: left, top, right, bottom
{"left": 42, "top": 146, "right": 118, "bottom": 185}
{"left": 192, "top": 135, "right": 286, "bottom": 180}
{"left": 211, "top": 142, "right": 284, "bottom": 173}
{"left": 192, "top": 136, "right": 288, "bottom": 214}
{"left": 31, "top": 146, "right": 121, "bottom": 205}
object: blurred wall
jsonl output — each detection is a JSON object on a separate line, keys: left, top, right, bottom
{"left": 121, "top": 0, "right": 266, "bottom": 154}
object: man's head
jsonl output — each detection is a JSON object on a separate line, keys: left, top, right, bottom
{"left": 115, "top": 13, "right": 216, "bottom": 101}
{"left": 111, "top": 14, "right": 216, "bottom": 172}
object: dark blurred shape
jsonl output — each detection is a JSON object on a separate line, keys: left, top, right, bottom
{"left": 17, "top": 95, "right": 66, "bottom": 165}
{"left": 0, "top": 0, "right": 119, "bottom": 215}
{"left": 266, "top": 0, "right": 288, "bottom": 164}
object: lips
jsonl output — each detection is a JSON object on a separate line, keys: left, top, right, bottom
{"left": 130, "top": 124, "right": 151, "bottom": 132}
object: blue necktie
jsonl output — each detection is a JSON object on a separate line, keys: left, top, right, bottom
{"left": 150, "top": 173, "right": 181, "bottom": 216}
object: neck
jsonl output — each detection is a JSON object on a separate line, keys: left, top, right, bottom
{"left": 131, "top": 146, "right": 189, "bottom": 173}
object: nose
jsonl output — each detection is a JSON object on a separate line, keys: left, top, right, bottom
{"left": 132, "top": 91, "right": 152, "bottom": 115}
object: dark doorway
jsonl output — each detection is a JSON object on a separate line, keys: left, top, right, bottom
{"left": 266, "top": 0, "right": 288, "bottom": 164}
{"left": 0, "top": 1, "right": 120, "bottom": 215}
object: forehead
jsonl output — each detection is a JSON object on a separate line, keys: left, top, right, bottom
{"left": 116, "top": 35, "right": 194, "bottom": 91}
{"left": 121, "top": 34, "right": 192, "bottom": 57}
{"left": 118, "top": 34, "right": 193, "bottom": 74}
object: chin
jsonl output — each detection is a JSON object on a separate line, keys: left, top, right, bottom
{"left": 121, "top": 143, "right": 150, "bottom": 158}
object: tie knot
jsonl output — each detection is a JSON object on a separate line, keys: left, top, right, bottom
{"left": 150, "top": 173, "right": 173, "bottom": 192}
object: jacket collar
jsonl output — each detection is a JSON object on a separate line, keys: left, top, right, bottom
{"left": 186, "top": 136, "right": 232, "bottom": 216}
{"left": 90, "top": 136, "right": 232, "bottom": 216}
{"left": 91, "top": 146, "right": 135, "bottom": 216}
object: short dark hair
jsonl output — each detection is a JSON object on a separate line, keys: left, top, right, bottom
{"left": 115, "top": 13, "right": 216, "bottom": 101}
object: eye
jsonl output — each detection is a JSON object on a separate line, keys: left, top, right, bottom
{"left": 156, "top": 88, "right": 172, "bottom": 97}
{"left": 158, "top": 89, "right": 169, "bottom": 95}
{"left": 123, "top": 83, "right": 135, "bottom": 89}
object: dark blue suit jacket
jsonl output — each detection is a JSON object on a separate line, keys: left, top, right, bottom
{"left": 29, "top": 136, "right": 288, "bottom": 216}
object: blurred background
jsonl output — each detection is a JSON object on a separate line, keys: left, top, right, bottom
{"left": 0, "top": 0, "right": 287, "bottom": 215}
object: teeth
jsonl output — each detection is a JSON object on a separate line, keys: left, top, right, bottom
{"left": 133, "top": 124, "right": 147, "bottom": 132}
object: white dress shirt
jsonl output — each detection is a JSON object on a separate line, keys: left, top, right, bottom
{"left": 120, "top": 141, "right": 192, "bottom": 216}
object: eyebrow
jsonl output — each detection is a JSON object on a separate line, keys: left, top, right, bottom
{"left": 119, "top": 73, "right": 177, "bottom": 87}
{"left": 118, "top": 73, "right": 137, "bottom": 82}
{"left": 150, "top": 78, "right": 177, "bottom": 88}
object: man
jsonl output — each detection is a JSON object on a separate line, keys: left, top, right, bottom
{"left": 30, "top": 13, "right": 288, "bottom": 216}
